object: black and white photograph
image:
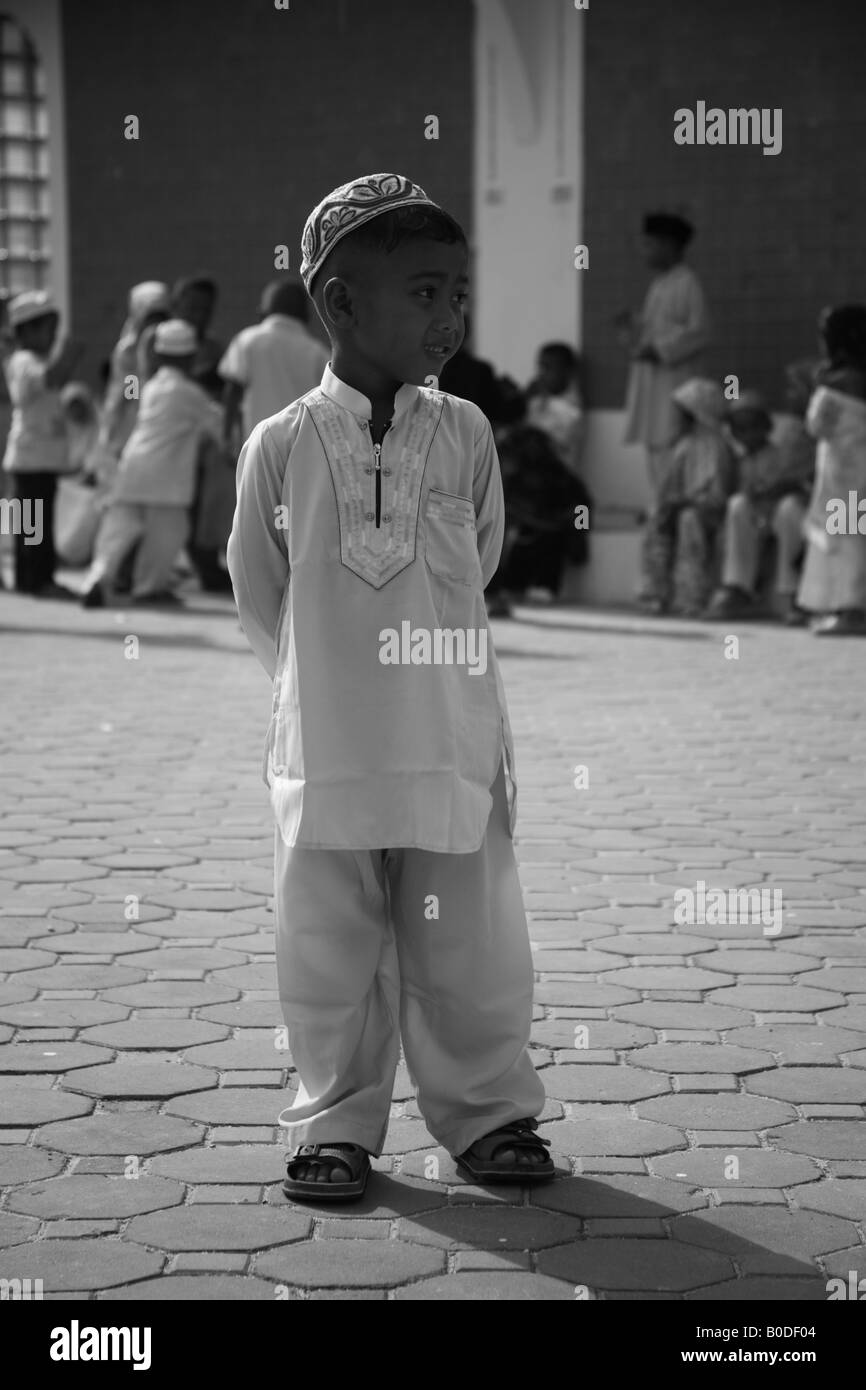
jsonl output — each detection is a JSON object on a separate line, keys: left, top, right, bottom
{"left": 0, "top": 0, "right": 864, "bottom": 1338}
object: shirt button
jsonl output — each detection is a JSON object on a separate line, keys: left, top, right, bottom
{"left": 382, "top": 513, "right": 392, "bottom": 523}
{"left": 364, "top": 467, "right": 373, "bottom": 475}
{"left": 365, "top": 511, "right": 374, "bottom": 521}
{"left": 383, "top": 468, "right": 392, "bottom": 476}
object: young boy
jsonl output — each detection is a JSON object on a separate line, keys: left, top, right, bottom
{"left": 1, "top": 290, "right": 84, "bottom": 597}
{"left": 80, "top": 319, "right": 221, "bottom": 608}
{"left": 227, "top": 172, "right": 551, "bottom": 1201}
{"left": 705, "top": 390, "right": 812, "bottom": 623}
{"left": 621, "top": 213, "right": 710, "bottom": 606}
{"left": 526, "top": 341, "right": 585, "bottom": 477}
{"left": 219, "top": 278, "right": 330, "bottom": 450}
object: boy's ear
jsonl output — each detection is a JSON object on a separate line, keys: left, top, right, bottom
{"left": 320, "top": 276, "right": 354, "bottom": 332}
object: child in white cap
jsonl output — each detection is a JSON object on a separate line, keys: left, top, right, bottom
{"left": 80, "top": 318, "right": 221, "bottom": 607}
{"left": 227, "top": 172, "right": 551, "bottom": 1201}
{"left": 1, "top": 290, "right": 84, "bottom": 596}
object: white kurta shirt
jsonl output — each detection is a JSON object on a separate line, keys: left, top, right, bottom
{"left": 227, "top": 363, "right": 517, "bottom": 853}
{"left": 623, "top": 263, "right": 709, "bottom": 449}
{"left": 219, "top": 315, "right": 330, "bottom": 440}
{"left": 112, "top": 367, "right": 222, "bottom": 508}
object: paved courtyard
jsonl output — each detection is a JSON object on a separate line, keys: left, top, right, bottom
{"left": 0, "top": 587, "right": 865, "bottom": 1301}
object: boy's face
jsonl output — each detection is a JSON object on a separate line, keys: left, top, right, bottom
{"left": 537, "top": 351, "right": 570, "bottom": 395}
{"left": 642, "top": 234, "right": 678, "bottom": 270}
{"left": 729, "top": 410, "right": 770, "bottom": 453}
{"left": 174, "top": 287, "right": 215, "bottom": 335}
{"left": 331, "top": 237, "right": 468, "bottom": 387}
{"left": 20, "top": 312, "right": 58, "bottom": 356}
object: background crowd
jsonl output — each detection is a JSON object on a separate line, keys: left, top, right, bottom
{"left": 2, "top": 222, "right": 864, "bottom": 636}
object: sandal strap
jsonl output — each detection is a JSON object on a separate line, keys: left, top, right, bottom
{"left": 469, "top": 1118, "right": 552, "bottom": 1161}
{"left": 286, "top": 1143, "right": 367, "bottom": 1177}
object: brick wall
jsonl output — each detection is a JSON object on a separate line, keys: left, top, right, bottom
{"left": 583, "top": 0, "right": 866, "bottom": 411}
{"left": 61, "top": 0, "right": 473, "bottom": 380}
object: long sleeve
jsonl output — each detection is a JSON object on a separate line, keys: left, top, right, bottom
{"left": 226, "top": 420, "right": 290, "bottom": 681}
{"left": 653, "top": 271, "right": 709, "bottom": 367}
{"left": 471, "top": 410, "right": 505, "bottom": 586}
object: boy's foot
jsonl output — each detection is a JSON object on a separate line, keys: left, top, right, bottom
{"left": 812, "top": 609, "right": 866, "bottom": 636}
{"left": 704, "top": 585, "right": 754, "bottom": 621}
{"left": 454, "top": 1117, "right": 555, "bottom": 1184}
{"left": 283, "top": 1143, "right": 370, "bottom": 1202}
{"left": 81, "top": 582, "right": 106, "bottom": 609}
{"left": 130, "top": 590, "right": 184, "bottom": 607}
{"left": 781, "top": 597, "right": 808, "bottom": 627}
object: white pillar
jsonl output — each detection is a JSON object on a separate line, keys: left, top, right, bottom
{"left": 472, "top": 0, "right": 584, "bottom": 384}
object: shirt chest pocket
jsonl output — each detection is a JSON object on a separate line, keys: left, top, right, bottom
{"left": 424, "top": 489, "right": 480, "bottom": 587}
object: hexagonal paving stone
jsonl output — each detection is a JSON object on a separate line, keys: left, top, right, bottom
{"left": 29, "top": 931, "right": 155, "bottom": 955}
{"left": 0, "top": 1212, "right": 40, "bottom": 1247}
{"left": 255, "top": 1239, "right": 445, "bottom": 1287}
{"left": 591, "top": 933, "right": 710, "bottom": 956}
{"left": 542, "top": 1111, "right": 685, "bottom": 1158}
{"left": 134, "top": 914, "right": 257, "bottom": 939}
{"left": 788, "top": 1179, "right": 866, "bottom": 1220}
{"left": 182, "top": 1031, "right": 288, "bottom": 1070}
{"left": 197, "top": 1002, "right": 283, "bottom": 1027}
{"left": 651, "top": 1149, "right": 821, "bottom": 1187}
{"left": 723, "top": 1024, "right": 866, "bottom": 1063}
{"left": 745, "top": 1068, "right": 866, "bottom": 1103}
{"left": 613, "top": 1002, "right": 754, "bottom": 1029}
{"left": 534, "top": 983, "right": 638, "bottom": 1006}
{"left": 397, "top": 1272, "right": 575, "bottom": 1300}
{"left": 122, "top": 947, "right": 250, "bottom": 971}
{"left": 766, "top": 1121, "right": 866, "bottom": 1158}
{"left": 532, "top": 1173, "right": 708, "bottom": 1218}
{"left": 602, "top": 966, "right": 734, "bottom": 990}
{"left": 0, "top": 1001, "right": 129, "bottom": 1028}
{"left": 822, "top": 1006, "right": 866, "bottom": 1032}
{"left": 0, "top": 918, "right": 74, "bottom": 946}
{"left": 60, "top": 1062, "right": 220, "bottom": 1099}
{"left": 78, "top": 1020, "right": 229, "bottom": 1049}
{"left": 707, "top": 985, "right": 843, "bottom": 1011}
{"left": 635, "top": 1094, "right": 796, "bottom": 1129}
{"left": 22, "top": 965, "right": 146, "bottom": 990}
{"left": 102, "top": 983, "right": 240, "bottom": 1008}
{"left": 149, "top": 1145, "right": 286, "bottom": 1185}
{"left": 0, "top": 1238, "right": 164, "bottom": 1290}
{"left": 105, "top": 1275, "right": 278, "bottom": 1300}
{"left": 164, "top": 1088, "right": 290, "bottom": 1125}
{"left": 671, "top": 1207, "right": 857, "bottom": 1274}
{"left": 629, "top": 1043, "right": 770, "bottom": 1074}
{"left": 126, "top": 1205, "right": 311, "bottom": 1251}
{"left": 531, "top": 950, "right": 626, "bottom": 974}
{"left": 823, "top": 1245, "right": 866, "bottom": 1280}
{"left": 0, "top": 948, "right": 57, "bottom": 972}
{"left": 685, "top": 1276, "right": 828, "bottom": 1301}
{"left": 0, "top": 1042, "right": 114, "bottom": 1073}
{"left": 35, "top": 1113, "right": 204, "bottom": 1156}
{"left": 693, "top": 949, "right": 820, "bottom": 975}
{"left": 148, "top": 889, "right": 264, "bottom": 912}
{"left": 273, "top": 1173, "right": 448, "bottom": 1218}
{"left": 544, "top": 1065, "right": 668, "bottom": 1102}
{"left": 537, "top": 1238, "right": 735, "bottom": 1291}
{"left": 396, "top": 1206, "right": 580, "bottom": 1249}
{"left": 208, "top": 964, "right": 277, "bottom": 991}
{"left": 0, "top": 1081, "right": 93, "bottom": 1125}
{"left": 530, "top": 1020, "right": 655, "bottom": 1049}
{"left": 7, "top": 1175, "right": 186, "bottom": 1219}
{"left": 0, "top": 1146, "right": 66, "bottom": 1185}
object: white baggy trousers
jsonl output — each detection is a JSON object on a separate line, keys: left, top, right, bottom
{"left": 273, "top": 759, "right": 545, "bottom": 1158}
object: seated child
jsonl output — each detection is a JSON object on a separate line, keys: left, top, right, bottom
{"left": 525, "top": 341, "right": 585, "bottom": 477}
{"left": 705, "top": 386, "right": 814, "bottom": 622}
{"left": 227, "top": 172, "right": 551, "bottom": 1202}
{"left": 486, "top": 423, "right": 591, "bottom": 617}
{"left": 797, "top": 304, "right": 866, "bottom": 636}
{"left": 640, "top": 377, "right": 735, "bottom": 616}
{"left": 80, "top": 319, "right": 221, "bottom": 608}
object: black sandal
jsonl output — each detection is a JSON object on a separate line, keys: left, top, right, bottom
{"left": 455, "top": 1117, "right": 555, "bottom": 1183}
{"left": 282, "top": 1142, "right": 371, "bottom": 1202}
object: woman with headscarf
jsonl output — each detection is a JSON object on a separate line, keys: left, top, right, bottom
{"left": 797, "top": 304, "right": 866, "bottom": 636}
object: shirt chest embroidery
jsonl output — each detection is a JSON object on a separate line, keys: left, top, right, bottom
{"left": 305, "top": 388, "right": 443, "bottom": 588}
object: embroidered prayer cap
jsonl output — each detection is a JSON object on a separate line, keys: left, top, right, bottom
{"left": 672, "top": 377, "right": 727, "bottom": 428}
{"left": 154, "top": 318, "right": 198, "bottom": 356}
{"left": 9, "top": 289, "right": 57, "bottom": 327}
{"left": 300, "top": 172, "right": 442, "bottom": 293}
{"left": 727, "top": 389, "right": 773, "bottom": 430}
{"left": 643, "top": 211, "right": 694, "bottom": 246}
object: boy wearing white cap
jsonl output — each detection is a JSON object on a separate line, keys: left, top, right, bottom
{"left": 228, "top": 173, "right": 551, "bottom": 1202}
{"left": 80, "top": 319, "right": 221, "bottom": 607}
{"left": 2, "top": 290, "right": 84, "bottom": 596}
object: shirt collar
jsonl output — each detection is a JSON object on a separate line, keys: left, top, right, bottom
{"left": 320, "top": 362, "right": 420, "bottom": 424}
{"left": 264, "top": 314, "right": 307, "bottom": 332}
